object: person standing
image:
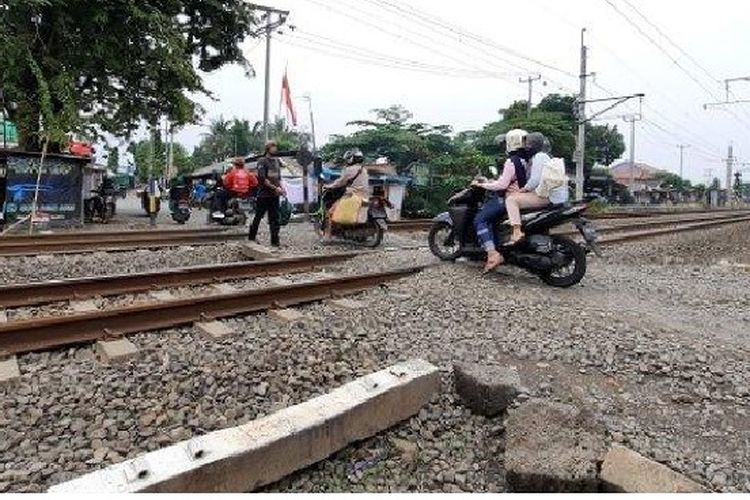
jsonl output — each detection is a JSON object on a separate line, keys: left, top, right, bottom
{"left": 249, "top": 140, "right": 285, "bottom": 246}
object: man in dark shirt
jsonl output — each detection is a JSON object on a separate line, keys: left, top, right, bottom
{"left": 249, "top": 140, "right": 285, "bottom": 246}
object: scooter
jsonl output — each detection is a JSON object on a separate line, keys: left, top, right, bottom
{"left": 312, "top": 189, "right": 390, "bottom": 248}
{"left": 427, "top": 181, "right": 600, "bottom": 287}
{"left": 206, "top": 186, "right": 253, "bottom": 226}
{"left": 169, "top": 184, "right": 191, "bottom": 224}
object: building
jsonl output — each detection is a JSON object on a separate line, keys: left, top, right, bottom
{"left": 0, "top": 150, "right": 92, "bottom": 227}
{"left": 610, "top": 162, "right": 669, "bottom": 192}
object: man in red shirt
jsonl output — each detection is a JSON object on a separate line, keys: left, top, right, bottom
{"left": 214, "top": 157, "right": 258, "bottom": 216}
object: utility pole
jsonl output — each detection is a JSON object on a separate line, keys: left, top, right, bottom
{"left": 677, "top": 144, "right": 690, "bottom": 179}
{"left": 726, "top": 143, "right": 735, "bottom": 206}
{"left": 251, "top": 4, "right": 289, "bottom": 142}
{"left": 622, "top": 114, "right": 642, "bottom": 196}
{"left": 519, "top": 74, "right": 543, "bottom": 118}
{"left": 300, "top": 94, "right": 316, "bottom": 216}
{"left": 575, "top": 29, "right": 588, "bottom": 201}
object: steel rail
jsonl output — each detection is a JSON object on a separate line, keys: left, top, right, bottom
{"left": 0, "top": 231, "right": 246, "bottom": 257}
{"left": 0, "top": 227, "right": 228, "bottom": 243}
{"left": 597, "top": 215, "right": 750, "bottom": 246}
{"left": 0, "top": 252, "right": 360, "bottom": 309}
{"left": 0, "top": 266, "right": 424, "bottom": 356}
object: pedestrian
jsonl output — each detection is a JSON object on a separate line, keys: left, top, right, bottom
{"left": 249, "top": 140, "right": 285, "bottom": 246}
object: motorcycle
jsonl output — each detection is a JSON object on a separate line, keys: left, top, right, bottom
{"left": 169, "top": 184, "right": 192, "bottom": 224}
{"left": 85, "top": 187, "right": 117, "bottom": 224}
{"left": 206, "top": 186, "right": 253, "bottom": 226}
{"left": 312, "top": 189, "right": 390, "bottom": 248}
{"left": 428, "top": 182, "right": 600, "bottom": 288}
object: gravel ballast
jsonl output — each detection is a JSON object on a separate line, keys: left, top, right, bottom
{"left": 0, "top": 220, "right": 749, "bottom": 492}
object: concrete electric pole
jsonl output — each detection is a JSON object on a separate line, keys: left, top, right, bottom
{"left": 622, "top": 114, "right": 642, "bottom": 196}
{"left": 251, "top": 4, "right": 289, "bottom": 142}
{"left": 575, "top": 29, "right": 588, "bottom": 201}
{"left": 519, "top": 74, "right": 543, "bottom": 118}
{"left": 677, "top": 144, "right": 690, "bottom": 179}
{"left": 726, "top": 143, "right": 735, "bottom": 205}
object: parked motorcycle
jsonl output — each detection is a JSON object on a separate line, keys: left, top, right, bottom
{"left": 169, "top": 183, "right": 191, "bottom": 224}
{"left": 84, "top": 187, "right": 117, "bottom": 224}
{"left": 205, "top": 186, "right": 253, "bottom": 226}
{"left": 428, "top": 182, "right": 600, "bottom": 287}
{"left": 312, "top": 190, "right": 390, "bottom": 248}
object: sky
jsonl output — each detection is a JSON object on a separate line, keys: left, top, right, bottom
{"left": 170, "top": 0, "right": 750, "bottom": 187}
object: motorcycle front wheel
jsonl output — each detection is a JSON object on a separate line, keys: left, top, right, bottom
{"left": 363, "top": 219, "right": 384, "bottom": 248}
{"left": 540, "top": 236, "right": 587, "bottom": 288}
{"left": 428, "top": 221, "right": 462, "bottom": 261}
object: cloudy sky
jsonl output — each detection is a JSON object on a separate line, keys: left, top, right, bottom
{"left": 174, "top": 0, "right": 750, "bottom": 186}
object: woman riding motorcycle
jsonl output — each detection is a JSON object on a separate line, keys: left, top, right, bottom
{"left": 472, "top": 129, "right": 529, "bottom": 273}
{"left": 321, "top": 148, "right": 370, "bottom": 242}
{"left": 505, "top": 132, "right": 569, "bottom": 246}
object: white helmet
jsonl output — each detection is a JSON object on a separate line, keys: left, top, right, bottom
{"left": 505, "top": 129, "right": 528, "bottom": 154}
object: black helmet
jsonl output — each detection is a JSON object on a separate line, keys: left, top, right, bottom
{"left": 343, "top": 148, "right": 364, "bottom": 165}
{"left": 525, "top": 132, "right": 548, "bottom": 156}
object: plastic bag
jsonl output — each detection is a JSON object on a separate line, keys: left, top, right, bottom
{"left": 278, "top": 197, "right": 293, "bottom": 226}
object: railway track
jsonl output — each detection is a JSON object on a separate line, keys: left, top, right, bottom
{"left": 0, "top": 228, "right": 245, "bottom": 257}
{"left": 0, "top": 252, "right": 359, "bottom": 309}
{"left": 0, "top": 266, "right": 424, "bottom": 355}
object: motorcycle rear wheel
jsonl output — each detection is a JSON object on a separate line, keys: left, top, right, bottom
{"left": 363, "top": 219, "right": 384, "bottom": 248}
{"left": 428, "top": 222, "right": 462, "bottom": 261}
{"left": 540, "top": 236, "right": 587, "bottom": 288}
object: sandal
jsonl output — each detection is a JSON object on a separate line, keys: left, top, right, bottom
{"left": 483, "top": 252, "right": 504, "bottom": 274}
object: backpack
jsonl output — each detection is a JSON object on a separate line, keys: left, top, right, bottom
{"left": 535, "top": 157, "right": 568, "bottom": 198}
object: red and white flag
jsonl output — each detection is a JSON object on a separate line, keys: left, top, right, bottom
{"left": 281, "top": 69, "right": 298, "bottom": 127}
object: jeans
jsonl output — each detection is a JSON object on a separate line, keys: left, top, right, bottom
{"left": 249, "top": 196, "right": 280, "bottom": 246}
{"left": 474, "top": 196, "right": 506, "bottom": 251}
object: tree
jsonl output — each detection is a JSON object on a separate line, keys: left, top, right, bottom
{"left": 105, "top": 146, "right": 120, "bottom": 172}
{"left": 654, "top": 172, "right": 692, "bottom": 192}
{"left": 1, "top": 1, "right": 261, "bottom": 151}
{"left": 190, "top": 116, "right": 310, "bottom": 169}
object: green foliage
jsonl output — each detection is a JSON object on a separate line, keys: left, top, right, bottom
{"left": 654, "top": 172, "right": 692, "bottom": 192}
{"left": 191, "top": 116, "right": 310, "bottom": 168}
{"left": 322, "top": 105, "right": 459, "bottom": 171}
{"left": 0, "top": 0, "right": 261, "bottom": 150}
{"left": 106, "top": 147, "right": 120, "bottom": 172}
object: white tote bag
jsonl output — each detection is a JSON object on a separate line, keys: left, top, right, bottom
{"left": 535, "top": 157, "right": 568, "bottom": 199}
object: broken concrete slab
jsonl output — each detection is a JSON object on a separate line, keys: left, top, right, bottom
{"left": 69, "top": 300, "right": 98, "bottom": 313}
{"left": 149, "top": 290, "right": 174, "bottom": 302}
{"left": 211, "top": 283, "right": 237, "bottom": 295}
{"left": 96, "top": 338, "right": 138, "bottom": 364}
{"left": 268, "top": 308, "right": 305, "bottom": 323}
{"left": 453, "top": 363, "right": 522, "bottom": 417}
{"left": 194, "top": 321, "right": 234, "bottom": 340}
{"left": 239, "top": 242, "right": 275, "bottom": 260}
{"left": 329, "top": 298, "right": 364, "bottom": 310}
{"left": 504, "top": 400, "right": 606, "bottom": 492}
{"left": 49, "top": 359, "right": 440, "bottom": 493}
{"left": 600, "top": 445, "right": 707, "bottom": 493}
{"left": 0, "top": 310, "right": 6, "bottom": 323}
{"left": 0, "top": 356, "right": 20, "bottom": 385}
{"left": 268, "top": 277, "right": 292, "bottom": 287}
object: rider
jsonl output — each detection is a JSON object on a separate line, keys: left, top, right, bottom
{"left": 472, "top": 129, "right": 529, "bottom": 273}
{"left": 505, "top": 132, "right": 569, "bottom": 245}
{"left": 322, "top": 148, "right": 370, "bottom": 242}
{"left": 214, "top": 157, "right": 257, "bottom": 217}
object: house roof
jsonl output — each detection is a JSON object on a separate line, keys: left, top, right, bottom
{"left": 610, "top": 162, "right": 669, "bottom": 181}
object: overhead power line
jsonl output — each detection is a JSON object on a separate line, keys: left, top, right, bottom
{"left": 619, "top": 0, "right": 719, "bottom": 84}
{"left": 364, "top": 0, "right": 578, "bottom": 92}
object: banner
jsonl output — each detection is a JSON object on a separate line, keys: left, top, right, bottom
{"left": 4, "top": 154, "right": 83, "bottom": 222}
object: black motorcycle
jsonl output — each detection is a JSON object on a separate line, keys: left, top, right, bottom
{"left": 169, "top": 183, "right": 191, "bottom": 224}
{"left": 428, "top": 183, "right": 600, "bottom": 287}
{"left": 84, "top": 186, "right": 117, "bottom": 224}
{"left": 205, "top": 186, "right": 253, "bottom": 226}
